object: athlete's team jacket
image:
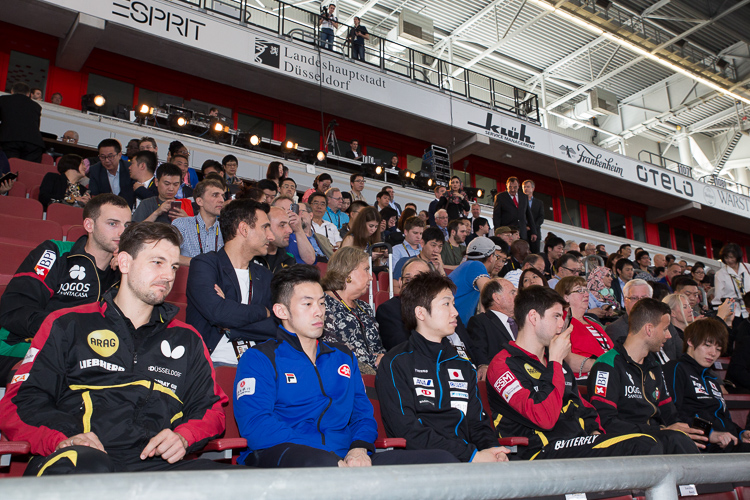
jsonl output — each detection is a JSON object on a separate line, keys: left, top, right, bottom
{"left": 664, "top": 353, "right": 743, "bottom": 436}
{"left": 588, "top": 341, "right": 679, "bottom": 434}
{"left": 234, "top": 327, "right": 377, "bottom": 463}
{"left": 375, "top": 332, "right": 496, "bottom": 462}
{"left": 0, "top": 292, "right": 227, "bottom": 462}
{"left": 0, "top": 236, "right": 119, "bottom": 357}
{"left": 486, "top": 341, "right": 602, "bottom": 449}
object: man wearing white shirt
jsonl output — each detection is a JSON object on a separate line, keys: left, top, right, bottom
{"left": 391, "top": 216, "right": 424, "bottom": 264}
{"left": 309, "top": 192, "right": 342, "bottom": 249}
{"left": 467, "top": 278, "right": 517, "bottom": 381}
{"left": 384, "top": 186, "right": 402, "bottom": 217}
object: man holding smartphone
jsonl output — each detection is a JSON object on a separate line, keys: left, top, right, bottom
{"left": 133, "top": 163, "right": 190, "bottom": 224}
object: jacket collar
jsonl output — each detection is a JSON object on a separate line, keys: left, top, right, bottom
{"left": 100, "top": 289, "right": 178, "bottom": 330}
{"left": 408, "top": 329, "right": 457, "bottom": 359}
{"left": 613, "top": 337, "right": 661, "bottom": 370}
{"left": 277, "top": 326, "right": 334, "bottom": 357}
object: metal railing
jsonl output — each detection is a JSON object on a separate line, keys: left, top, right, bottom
{"left": 3, "top": 454, "right": 750, "bottom": 500}
{"left": 699, "top": 174, "right": 750, "bottom": 197}
{"left": 170, "top": 0, "right": 540, "bottom": 123}
{"left": 638, "top": 150, "right": 694, "bottom": 178}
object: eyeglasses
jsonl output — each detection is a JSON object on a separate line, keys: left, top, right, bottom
{"left": 561, "top": 265, "right": 582, "bottom": 275}
{"left": 353, "top": 179, "right": 365, "bottom": 183}
{"left": 436, "top": 215, "right": 448, "bottom": 220}
{"left": 625, "top": 296, "right": 650, "bottom": 301}
{"left": 98, "top": 153, "right": 119, "bottom": 161}
{"left": 569, "top": 288, "right": 588, "bottom": 295}
{"left": 311, "top": 201, "right": 327, "bottom": 207}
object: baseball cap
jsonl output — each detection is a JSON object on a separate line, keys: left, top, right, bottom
{"left": 494, "top": 226, "right": 512, "bottom": 236}
{"left": 466, "top": 237, "right": 500, "bottom": 260}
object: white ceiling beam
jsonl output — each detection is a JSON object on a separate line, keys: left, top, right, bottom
{"left": 335, "top": 0, "right": 381, "bottom": 36}
{"left": 527, "top": 36, "right": 609, "bottom": 86}
{"left": 640, "top": 0, "right": 672, "bottom": 18}
{"left": 433, "top": 0, "right": 513, "bottom": 53}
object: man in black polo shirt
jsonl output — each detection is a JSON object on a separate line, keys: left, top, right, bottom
{"left": 252, "top": 206, "right": 296, "bottom": 273}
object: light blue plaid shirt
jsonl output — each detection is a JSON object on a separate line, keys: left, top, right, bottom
{"left": 172, "top": 212, "right": 224, "bottom": 258}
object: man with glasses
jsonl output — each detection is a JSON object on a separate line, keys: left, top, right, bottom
{"left": 434, "top": 209, "right": 449, "bottom": 240}
{"left": 323, "top": 187, "right": 349, "bottom": 231}
{"left": 605, "top": 279, "right": 652, "bottom": 343}
{"left": 673, "top": 277, "right": 703, "bottom": 319}
{"left": 88, "top": 138, "right": 135, "bottom": 207}
{"left": 309, "top": 192, "right": 342, "bottom": 250}
{"left": 279, "top": 177, "right": 298, "bottom": 201}
{"left": 548, "top": 254, "right": 583, "bottom": 289}
{"left": 349, "top": 174, "right": 366, "bottom": 202}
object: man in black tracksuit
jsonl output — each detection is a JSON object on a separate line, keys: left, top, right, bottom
{"left": 588, "top": 298, "right": 705, "bottom": 454}
{"left": 488, "top": 286, "right": 661, "bottom": 460}
{"left": 0, "top": 222, "right": 229, "bottom": 474}
{"left": 0, "top": 194, "right": 132, "bottom": 382}
{"left": 376, "top": 272, "right": 509, "bottom": 463}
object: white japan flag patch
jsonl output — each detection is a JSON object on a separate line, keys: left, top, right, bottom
{"left": 448, "top": 369, "right": 464, "bottom": 380}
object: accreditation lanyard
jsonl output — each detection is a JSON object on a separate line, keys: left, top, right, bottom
{"left": 196, "top": 221, "right": 219, "bottom": 254}
{"left": 332, "top": 291, "right": 372, "bottom": 355}
{"left": 402, "top": 243, "right": 417, "bottom": 257}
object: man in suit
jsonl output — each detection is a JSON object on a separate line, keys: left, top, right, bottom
{"left": 493, "top": 176, "right": 537, "bottom": 245}
{"left": 88, "top": 138, "right": 135, "bottom": 208}
{"left": 522, "top": 180, "right": 544, "bottom": 253}
{"left": 0, "top": 82, "right": 45, "bottom": 162}
{"left": 343, "top": 139, "right": 362, "bottom": 160}
{"left": 611, "top": 258, "right": 634, "bottom": 308}
{"left": 186, "top": 199, "right": 278, "bottom": 367}
{"left": 467, "top": 278, "right": 517, "bottom": 381}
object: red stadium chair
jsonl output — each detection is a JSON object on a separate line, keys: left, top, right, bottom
{"left": 0, "top": 216, "right": 62, "bottom": 246}
{"left": 6, "top": 180, "right": 27, "bottom": 198}
{"left": 373, "top": 290, "right": 390, "bottom": 311}
{"left": 315, "top": 261, "right": 328, "bottom": 277}
{"left": 41, "top": 154, "right": 55, "bottom": 166}
{"left": 8, "top": 158, "right": 49, "bottom": 175}
{"left": 196, "top": 366, "right": 248, "bottom": 463}
{"left": 361, "top": 374, "right": 407, "bottom": 450}
{"left": 0, "top": 195, "right": 43, "bottom": 219}
{"left": 16, "top": 171, "right": 45, "bottom": 195}
{"left": 0, "top": 242, "right": 35, "bottom": 286}
{"left": 29, "top": 185, "right": 40, "bottom": 201}
{"left": 170, "top": 301, "right": 187, "bottom": 323}
{"left": 65, "top": 225, "right": 87, "bottom": 242}
{"left": 725, "top": 394, "right": 750, "bottom": 428}
{"left": 377, "top": 272, "right": 389, "bottom": 292}
{"left": 0, "top": 436, "right": 30, "bottom": 478}
{"left": 166, "top": 266, "right": 189, "bottom": 304}
{"left": 46, "top": 203, "right": 84, "bottom": 231}
{"left": 478, "top": 379, "right": 494, "bottom": 429}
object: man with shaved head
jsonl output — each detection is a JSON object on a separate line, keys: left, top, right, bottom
{"left": 252, "top": 206, "right": 297, "bottom": 273}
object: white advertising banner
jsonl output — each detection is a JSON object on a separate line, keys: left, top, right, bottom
{"left": 43, "top": 0, "right": 750, "bottom": 218}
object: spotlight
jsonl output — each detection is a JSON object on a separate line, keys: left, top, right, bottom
{"left": 169, "top": 112, "right": 190, "bottom": 130}
{"left": 237, "top": 133, "right": 261, "bottom": 149}
{"left": 397, "top": 169, "right": 415, "bottom": 187}
{"left": 250, "top": 135, "right": 260, "bottom": 146}
{"left": 282, "top": 139, "right": 298, "bottom": 152}
{"left": 415, "top": 170, "right": 435, "bottom": 190}
{"left": 209, "top": 119, "right": 229, "bottom": 143}
{"left": 463, "top": 187, "right": 484, "bottom": 200}
{"left": 137, "top": 103, "right": 154, "bottom": 117}
{"left": 212, "top": 121, "right": 225, "bottom": 133}
{"left": 316, "top": 151, "right": 326, "bottom": 162}
{"left": 81, "top": 93, "right": 106, "bottom": 113}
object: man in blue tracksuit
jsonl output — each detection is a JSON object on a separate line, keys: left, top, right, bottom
{"left": 233, "top": 265, "right": 456, "bottom": 467}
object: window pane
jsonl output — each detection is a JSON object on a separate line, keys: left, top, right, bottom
{"left": 560, "top": 198, "right": 580, "bottom": 227}
{"left": 285, "top": 124, "right": 320, "bottom": 150}
{"left": 5, "top": 51, "right": 48, "bottom": 96}
{"left": 632, "top": 216, "right": 646, "bottom": 243}
{"left": 237, "top": 113, "right": 273, "bottom": 138}
{"left": 87, "top": 73, "right": 133, "bottom": 117}
{"left": 609, "top": 212, "right": 626, "bottom": 238}
{"left": 674, "top": 228, "right": 692, "bottom": 254}
{"left": 712, "top": 239, "right": 724, "bottom": 259}
{"left": 366, "top": 147, "right": 396, "bottom": 165}
{"left": 474, "top": 174, "right": 496, "bottom": 206}
{"left": 692, "top": 235, "right": 706, "bottom": 257}
{"left": 658, "top": 224, "right": 672, "bottom": 249}
{"left": 587, "top": 205, "right": 608, "bottom": 234}
{"left": 186, "top": 98, "right": 231, "bottom": 119}
{"left": 406, "top": 155, "right": 422, "bottom": 176}
{"left": 533, "top": 191, "right": 555, "bottom": 227}
{"left": 138, "top": 88, "right": 184, "bottom": 108}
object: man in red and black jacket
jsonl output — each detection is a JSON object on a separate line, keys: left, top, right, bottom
{"left": 0, "top": 222, "right": 229, "bottom": 474}
{"left": 487, "top": 286, "right": 662, "bottom": 460}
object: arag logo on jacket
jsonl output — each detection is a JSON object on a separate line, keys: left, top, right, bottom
{"left": 87, "top": 330, "right": 119, "bottom": 358}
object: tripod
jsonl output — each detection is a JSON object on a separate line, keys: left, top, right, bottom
{"left": 325, "top": 122, "right": 340, "bottom": 156}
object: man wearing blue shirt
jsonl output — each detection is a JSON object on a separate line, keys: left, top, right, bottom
{"left": 323, "top": 187, "right": 349, "bottom": 230}
{"left": 449, "top": 237, "right": 498, "bottom": 324}
{"left": 391, "top": 215, "right": 424, "bottom": 264}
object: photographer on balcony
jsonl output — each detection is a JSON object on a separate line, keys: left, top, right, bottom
{"left": 347, "top": 17, "right": 369, "bottom": 61}
{"left": 319, "top": 4, "right": 338, "bottom": 51}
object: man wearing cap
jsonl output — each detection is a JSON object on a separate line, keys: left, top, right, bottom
{"left": 495, "top": 226, "right": 514, "bottom": 246}
{"left": 449, "top": 237, "right": 500, "bottom": 325}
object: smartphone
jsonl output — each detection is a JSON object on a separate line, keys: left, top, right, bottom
{"left": 603, "top": 304, "right": 612, "bottom": 312}
{"left": 563, "top": 308, "right": 572, "bottom": 331}
{"left": 692, "top": 416, "right": 712, "bottom": 434}
{"left": 170, "top": 201, "right": 182, "bottom": 211}
{"left": 290, "top": 203, "right": 299, "bottom": 214}
{"left": 0, "top": 171, "right": 18, "bottom": 184}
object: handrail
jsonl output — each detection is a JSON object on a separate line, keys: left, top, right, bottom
{"left": 637, "top": 150, "right": 694, "bottom": 179}
{"left": 168, "top": 0, "right": 540, "bottom": 123}
{"left": 2, "top": 454, "right": 750, "bottom": 500}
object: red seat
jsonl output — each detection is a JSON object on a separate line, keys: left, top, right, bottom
{"left": 8, "top": 158, "right": 49, "bottom": 175}
{"left": 377, "top": 272, "right": 389, "bottom": 292}
{"left": 361, "top": 374, "right": 406, "bottom": 449}
{"left": 171, "top": 301, "right": 187, "bottom": 323}
{"left": 0, "top": 195, "right": 43, "bottom": 219}
{"left": 0, "top": 242, "right": 34, "bottom": 286}
{"left": 725, "top": 394, "right": 750, "bottom": 428}
{"left": 41, "top": 154, "right": 55, "bottom": 165}
{"left": 478, "top": 379, "right": 494, "bottom": 429}
{"left": 46, "top": 203, "right": 84, "bottom": 232}
{"left": 373, "top": 290, "right": 390, "bottom": 311}
{"left": 0, "top": 215, "right": 62, "bottom": 246}
{"left": 166, "top": 266, "right": 189, "bottom": 303}
{"left": 196, "top": 365, "right": 248, "bottom": 463}
{"left": 0, "top": 436, "right": 30, "bottom": 478}
{"left": 7, "top": 180, "right": 27, "bottom": 198}
{"left": 16, "top": 171, "right": 45, "bottom": 195}
{"left": 66, "top": 225, "right": 87, "bottom": 242}
{"left": 29, "top": 185, "right": 40, "bottom": 201}
{"left": 315, "top": 261, "right": 328, "bottom": 276}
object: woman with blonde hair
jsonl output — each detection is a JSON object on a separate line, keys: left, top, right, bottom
{"left": 321, "top": 247, "right": 385, "bottom": 374}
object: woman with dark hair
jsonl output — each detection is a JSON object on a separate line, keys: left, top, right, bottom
{"left": 713, "top": 243, "right": 749, "bottom": 327}
{"left": 397, "top": 207, "right": 417, "bottom": 232}
{"left": 341, "top": 191, "right": 352, "bottom": 212}
{"left": 301, "top": 173, "right": 332, "bottom": 203}
{"left": 266, "top": 161, "right": 284, "bottom": 187}
{"left": 691, "top": 262, "right": 709, "bottom": 310}
{"left": 38, "top": 154, "right": 89, "bottom": 209}
{"left": 518, "top": 267, "right": 547, "bottom": 289}
{"left": 436, "top": 175, "right": 470, "bottom": 221}
{"left": 341, "top": 206, "right": 386, "bottom": 262}
{"left": 665, "top": 319, "right": 750, "bottom": 452}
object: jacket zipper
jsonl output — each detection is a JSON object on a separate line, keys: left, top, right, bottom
{"left": 309, "top": 356, "right": 332, "bottom": 445}
{"left": 635, "top": 364, "right": 657, "bottom": 423}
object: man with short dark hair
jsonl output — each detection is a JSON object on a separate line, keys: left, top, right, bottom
{"left": 222, "top": 154, "right": 243, "bottom": 194}
{"left": 187, "top": 199, "right": 278, "bottom": 366}
{"left": 251, "top": 206, "right": 297, "bottom": 273}
{"left": 172, "top": 179, "right": 226, "bottom": 267}
{"left": 129, "top": 150, "right": 158, "bottom": 206}
{"left": 465, "top": 216, "right": 490, "bottom": 246}
{"left": 375, "top": 190, "right": 391, "bottom": 212}
{"left": 88, "top": 138, "right": 135, "bottom": 207}
{"left": 392, "top": 226, "right": 445, "bottom": 294}
{"left": 138, "top": 137, "right": 158, "bottom": 155}
{"left": 383, "top": 185, "right": 402, "bottom": 217}
{"left": 661, "top": 262, "right": 682, "bottom": 291}
{"left": 171, "top": 153, "right": 194, "bottom": 200}
{"left": 256, "top": 179, "right": 278, "bottom": 205}
{"left": 279, "top": 177, "right": 297, "bottom": 200}
{"left": 428, "top": 185, "right": 447, "bottom": 226}
{"left": 547, "top": 253, "right": 583, "bottom": 289}
{"left": 441, "top": 219, "right": 469, "bottom": 270}
{"left": 467, "top": 278, "right": 517, "bottom": 380}
{"left": 347, "top": 16, "right": 370, "bottom": 61}
{"left": 201, "top": 160, "right": 224, "bottom": 178}
{"left": 391, "top": 216, "right": 425, "bottom": 265}
{"left": 132, "top": 163, "right": 189, "bottom": 224}
{"left": 344, "top": 139, "right": 362, "bottom": 160}
{"left": 522, "top": 180, "right": 544, "bottom": 253}
{"left": 619, "top": 244, "right": 632, "bottom": 259}
{"left": 611, "top": 258, "right": 634, "bottom": 307}
{"left": 377, "top": 272, "right": 510, "bottom": 463}
{"left": 589, "top": 298, "right": 705, "bottom": 453}
{"left": 30, "top": 88, "right": 43, "bottom": 101}
{"left": 541, "top": 236, "right": 565, "bottom": 279}
{"left": 500, "top": 239, "right": 530, "bottom": 278}
{"left": 487, "top": 286, "right": 662, "bottom": 460}
{"left": 0, "top": 194, "right": 132, "bottom": 382}
{"left": 0, "top": 81, "right": 45, "bottom": 162}
{"left": 0, "top": 222, "right": 229, "bottom": 474}
{"left": 349, "top": 173, "right": 366, "bottom": 202}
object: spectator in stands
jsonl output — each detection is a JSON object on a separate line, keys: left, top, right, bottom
{"left": 397, "top": 207, "right": 417, "bottom": 233}
{"left": 466, "top": 216, "right": 490, "bottom": 246}
{"left": 433, "top": 208, "right": 449, "bottom": 240}
{"left": 522, "top": 179, "right": 544, "bottom": 253}
{"left": 166, "top": 140, "right": 188, "bottom": 163}
{"left": 323, "top": 187, "right": 349, "bottom": 230}
{"left": 279, "top": 176, "right": 297, "bottom": 201}
{"left": 541, "top": 235, "right": 565, "bottom": 279}
{"left": 665, "top": 318, "right": 750, "bottom": 452}
{"left": 611, "top": 258, "right": 634, "bottom": 308}
{"left": 587, "top": 266, "right": 619, "bottom": 320}
{"left": 596, "top": 244, "right": 607, "bottom": 258}
{"left": 547, "top": 253, "right": 583, "bottom": 289}
{"left": 425, "top": 185, "right": 446, "bottom": 225}
{"left": 344, "top": 139, "right": 362, "bottom": 160}
{"left": 271, "top": 197, "right": 316, "bottom": 265}
{"left": 619, "top": 243, "right": 632, "bottom": 259}
{"left": 88, "top": 138, "right": 135, "bottom": 207}
{"left": 660, "top": 262, "right": 682, "bottom": 291}
{"left": 605, "top": 279, "right": 652, "bottom": 345}
{"left": 500, "top": 238, "right": 530, "bottom": 277}
{"left": 563, "top": 240, "right": 578, "bottom": 254}
{"left": 138, "top": 136, "right": 158, "bottom": 156}
{"left": 663, "top": 293, "right": 693, "bottom": 342}
{"left": 377, "top": 258, "right": 430, "bottom": 350}
{"left": 256, "top": 179, "right": 278, "bottom": 204}
{"left": 302, "top": 173, "right": 332, "bottom": 203}
{"left": 208, "top": 107, "right": 219, "bottom": 117}
{"left": 518, "top": 267, "right": 547, "bottom": 289}
{"left": 493, "top": 176, "right": 537, "bottom": 246}
{"left": 201, "top": 159, "right": 224, "bottom": 180}
{"left": 321, "top": 247, "right": 384, "bottom": 375}
{"left": 234, "top": 265, "right": 456, "bottom": 468}
{"left": 392, "top": 226, "right": 446, "bottom": 294}
{"left": 62, "top": 130, "right": 79, "bottom": 144}
{"left": 494, "top": 226, "right": 514, "bottom": 246}
{"left": 376, "top": 272, "right": 510, "bottom": 463}
{"left": 713, "top": 243, "right": 750, "bottom": 329}
{"left": 310, "top": 192, "right": 342, "bottom": 249}
{"left": 436, "top": 176, "right": 470, "bottom": 221}
{"left": 487, "top": 237, "right": 509, "bottom": 279}
{"left": 30, "top": 88, "right": 42, "bottom": 100}
{"left": 441, "top": 219, "right": 468, "bottom": 270}
{"left": 375, "top": 190, "right": 390, "bottom": 212}
{"left": 588, "top": 299, "right": 707, "bottom": 453}
{"left": 383, "top": 185, "right": 402, "bottom": 217}
{"left": 187, "top": 199, "right": 277, "bottom": 366}
{"left": 125, "top": 138, "right": 140, "bottom": 161}
{"left": 318, "top": 4, "right": 338, "bottom": 51}
{"left": 653, "top": 254, "right": 667, "bottom": 269}
{"left": 249, "top": 206, "right": 296, "bottom": 273}
{"left": 341, "top": 206, "right": 386, "bottom": 263}
{"left": 221, "top": 154, "right": 242, "bottom": 194}
{"left": 265, "top": 161, "right": 284, "bottom": 188}
{"left": 129, "top": 150, "right": 158, "bottom": 206}
{"left": 633, "top": 250, "right": 656, "bottom": 281}
{"left": 296, "top": 201, "right": 332, "bottom": 262}
{"left": 171, "top": 178, "right": 225, "bottom": 267}
{"left": 132, "top": 163, "right": 189, "bottom": 224}
{"left": 50, "top": 92, "right": 62, "bottom": 104}
{"left": 341, "top": 199, "right": 368, "bottom": 239}
{"left": 673, "top": 277, "right": 703, "bottom": 318}
{"left": 379, "top": 206, "right": 400, "bottom": 244}
{"left": 727, "top": 292, "right": 750, "bottom": 391}
{"left": 468, "top": 278, "right": 517, "bottom": 380}
{"left": 38, "top": 153, "right": 90, "bottom": 209}
{"left": 690, "top": 262, "right": 709, "bottom": 310}
{"left": 555, "top": 276, "right": 613, "bottom": 378}
{"left": 449, "top": 237, "right": 498, "bottom": 324}
{"left": 340, "top": 191, "right": 352, "bottom": 212}
{"left": 0, "top": 221, "right": 228, "bottom": 474}
{"left": 0, "top": 82, "right": 46, "bottom": 162}
{"left": 418, "top": 209, "right": 428, "bottom": 222}
{"left": 487, "top": 285, "right": 661, "bottom": 460}
{"left": 349, "top": 173, "right": 366, "bottom": 202}
{"left": 391, "top": 215, "right": 424, "bottom": 264}
{"left": 679, "top": 260, "right": 689, "bottom": 274}
{"left": 0, "top": 194, "right": 131, "bottom": 382}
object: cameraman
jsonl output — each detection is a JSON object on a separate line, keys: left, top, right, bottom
{"left": 347, "top": 17, "right": 369, "bottom": 61}
{"left": 319, "top": 4, "right": 338, "bottom": 51}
